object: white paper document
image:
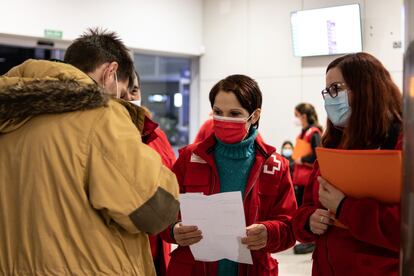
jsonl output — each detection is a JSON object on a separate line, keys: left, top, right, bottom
{"left": 179, "top": 191, "right": 253, "bottom": 264}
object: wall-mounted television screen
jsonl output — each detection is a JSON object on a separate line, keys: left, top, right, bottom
{"left": 291, "top": 4, "right": 362, "bottom": 57}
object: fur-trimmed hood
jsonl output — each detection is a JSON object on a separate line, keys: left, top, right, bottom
{"left": 0, "top": 59, "right": 109, "bottom": 134}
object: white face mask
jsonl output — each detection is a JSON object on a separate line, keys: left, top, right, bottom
{"left": 294, "top": 117, "right": 302, "bottom": 127}
{"left": 114, "top": 73, "right": 119, "bottom": 99}
{"left": 130, "top": 100, "right": 141, "bottom": 107}
{"left": 213, "top": 112, "right": 255, "bottom": 130}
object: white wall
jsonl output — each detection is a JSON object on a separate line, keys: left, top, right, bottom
{"left": 200, "top": 0, "right": 404, "bottom": 151}
{"left": 0, "top": 0, "right": 203, "bottom": 56}
{"left": 0, "top": 0, "right": 404, "bottom": 146}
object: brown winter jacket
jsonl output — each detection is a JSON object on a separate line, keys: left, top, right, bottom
{"left": 0, "top": 59, "right": 179, "bottom": 275}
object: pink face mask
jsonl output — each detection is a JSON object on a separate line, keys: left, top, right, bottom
{"left": 213, "top": 113, "right": 254, "bottom": 144}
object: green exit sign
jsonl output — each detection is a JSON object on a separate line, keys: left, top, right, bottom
{"left": 44, "top": 29, "right": 63, "bottom": 39}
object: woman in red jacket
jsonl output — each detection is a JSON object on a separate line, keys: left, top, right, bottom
{"left": 163, "top": 74, "right": 297, "bottom": 276}
{"left": 292, "top": 52, "right": 402, "bottom": 276}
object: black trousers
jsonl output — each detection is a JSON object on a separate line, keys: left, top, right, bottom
{"left": 294, "top": 185, "right": 305, "bottom": 207}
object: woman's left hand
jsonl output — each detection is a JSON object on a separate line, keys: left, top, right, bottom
{"left": 318, "top": 176, "right": 345, "bottom": 214}
{"left": 241, "top": 224, "right": 268, "bottom": 250}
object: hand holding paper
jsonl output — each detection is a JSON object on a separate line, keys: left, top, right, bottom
{"left": 179, "top": 192, "right": 253, "bottom": 264}
{"left": 241, "top": 224, "right": 268, "bottom": 250}
{"left": 173, "top": 223, "right": 203, "bottom": 247}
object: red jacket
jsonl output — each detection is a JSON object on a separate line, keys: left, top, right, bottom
{"left": 292, "top": 126, "right": 321, "bottom": 186}
{"left": 142, "top": 116, "right": 177, "bottom": 275}
{"left": 163, "top": 134, "right": 297, "bottom": 276}
{"left": 149, "top": 128, "right": 176, "bottom": 169}
{"left": 194, "top": 118, "right": 214, "bottom": 143}
{"left": 292, "top": 134, "right": 402, "bottom": 276}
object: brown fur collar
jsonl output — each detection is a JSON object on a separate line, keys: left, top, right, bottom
{"left": 0, "top": 79, "right": 109, "bottom": 122}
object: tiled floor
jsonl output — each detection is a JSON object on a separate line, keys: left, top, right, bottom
{"left": 171, "top": 244, "right": 313, "bottom": 275}
{"left": 272, "top": 248, "right": 312, "bottom": 276}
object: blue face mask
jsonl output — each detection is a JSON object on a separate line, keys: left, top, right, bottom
{"left": 282, "top": 148, "right": 293, "bottom": 158}
{"left": 324, "top": 90, "right": 351, "bottom": 127}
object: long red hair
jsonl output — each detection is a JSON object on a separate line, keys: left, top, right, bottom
{"left": 322, "top": 52, "right": 402, "bottom": 149}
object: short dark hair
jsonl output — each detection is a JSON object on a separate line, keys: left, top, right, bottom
{"left": 64, "top": 28, "right": 134, "bottom": 82}
{"left": 128, "top": 70, "right": 141, "bottom": 91}
{"left": 281, "top": 141, "right": 293, "bottom": 149}
{"left": 209, "top": 74, "right": 262, "bottom": 127}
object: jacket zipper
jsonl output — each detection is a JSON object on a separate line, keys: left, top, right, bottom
{"left": 210, "top": 148, "right": 262, "bottom": 276}
{"left": 243, "top": 166, "right": 262, "bottom": 203}
{"left": 253, "top": 208, "right": 259, "bottom": 223}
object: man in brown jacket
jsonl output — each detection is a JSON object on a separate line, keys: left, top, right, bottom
{"left": 0, "top": 29, "right": 179, "bottom": 275}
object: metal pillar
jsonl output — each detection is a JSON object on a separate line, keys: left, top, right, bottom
{"left": 401, "top": 0, "right": 414, "bottom": 275}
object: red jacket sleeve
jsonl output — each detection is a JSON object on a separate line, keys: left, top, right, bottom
{"left": 193, "top": 119, "right": 214, "bottom": 143}
{"left": 148, "top": 128, "right": 176, "bottom": 169}
{"left": 292, "top": 166, "right": 319, "bottom": 243}
{"left": 260, "top": 157, "right": 298, "bottom": 253}
{"left": 160, "top": 147, "right": 189, "bottom": 243}
{"left": 338, "top": 198, "right": 400, "bottom": 252}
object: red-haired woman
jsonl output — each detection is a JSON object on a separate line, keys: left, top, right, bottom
{"left": 163, "top": 74, "right": 297, "bottom": 276}
{"left": 292, "top": 52, "right": 402, "bottom": 275}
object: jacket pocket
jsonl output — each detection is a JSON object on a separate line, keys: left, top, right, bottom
{"left": 168, "top": 247, "right": 196, "bottom": 276}
{"left": 257, "top": 176, "right": 279, "bottom": 217}
{"left": 182, "top": 163, "right": 211, "bottom": 194}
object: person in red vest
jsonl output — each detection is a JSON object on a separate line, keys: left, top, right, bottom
{"left": 292, "top": 103, "right": 322, "bottom": 254}
{"left": 292, "top": 52, "right": 402, "bottom": 276}
{"left": 162, "top": 74, "right": 297, "bottom": 276}
{"left": 123, "top": 71, "right": 177, "bottom": 275}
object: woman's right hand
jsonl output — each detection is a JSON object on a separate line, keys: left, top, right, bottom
{"left": 309, "top": 209, "right": 335, "bottom": 235}
{"left": 173, "top": 223, "right": 203, "bottom": 246}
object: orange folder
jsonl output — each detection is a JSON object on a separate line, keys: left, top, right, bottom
{"left": 316, "top": 147, "right": 402, "bottom": 203}
{"left": 292, "top": 138, "right": 313, "bottom": 161}
{"left": 411, "top": 76, "right": 414, "bottom": 97}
